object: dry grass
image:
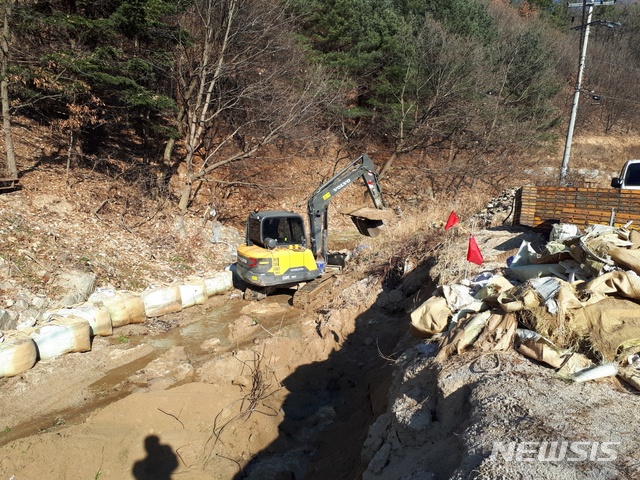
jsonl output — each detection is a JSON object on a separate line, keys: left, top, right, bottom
{"left": 348, "top": 188, "right": 494, "bottom": 287}
{"left": 517, "top": 305, "right": 586, "bottom": 357}
{"left": 428, "top": 234, "right": 471, "bottom": 285}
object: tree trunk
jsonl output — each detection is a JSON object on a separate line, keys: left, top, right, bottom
{"left": 178, "top": 181, "right": 191, "bottom": 212}
{"left": 379, "top": 151, "right": 397, "bottom": 179}
{"left": 0, "top": 1, "right": 17, "bottom": 178}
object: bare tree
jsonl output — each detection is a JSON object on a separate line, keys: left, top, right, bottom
{"left": 166, "top": 0, "right": 340, "bottom": 213}
{"left": 0, "top": 0, "right": 17, "bottom": 179}
{"left": 587, "top": 29, "right": 640, "bottom": 135}
{"left": 430, "top": 5, "right": 562, "bottom": 193}
{"left": 378, "top": 16, "right": 484, "bottom": 178}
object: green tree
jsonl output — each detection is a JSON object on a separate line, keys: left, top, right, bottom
{"left": 7, "top": 0, "right": 182, "bottom": 182}
{"left": 428, "top": 0, "right": 494, "bottom": 39}
{"left": 376, "top": 14, "right": 485, "bottom": 176}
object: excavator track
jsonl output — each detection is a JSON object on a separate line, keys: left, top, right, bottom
{"left": 292, "top": 273, "right": 336, "bottom": 308}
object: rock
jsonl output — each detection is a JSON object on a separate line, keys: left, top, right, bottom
{"left": 31, "top": 295, "right": 48, "bottom": 309}
{"left": 365, "top": 442, "right": 391, "bottom": 476}
{"left": 19, "top": 308, "right": 44, "bottom": 325}
{"left": 14, "top": 295, "right": 30, "bottom": 311}
{"left": 376, "top": 289, "right": 405, "bottom": 312}
{"left": 232, "top": 375, "right": 251, "bottom": 388}
{"left": 361, "top": 413, "right": 392, "bottom": 465}
{"left": 201, "top": 337, "right": 221, "bottom": 351}
{"left": 228, "top": 315, "right": 260, "bottom": 342}
{"left": 0, "top": 308, "right": 19, "bottom": 331}
{"left": 52, "top": 270, "right": 97, "bottom": 305}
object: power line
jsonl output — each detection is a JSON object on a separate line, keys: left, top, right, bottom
{"left": 580, "top": 91, "right": 640, "bottom": 106}
{"left": 588, "top": 57, "right": 640, "bottom": 73}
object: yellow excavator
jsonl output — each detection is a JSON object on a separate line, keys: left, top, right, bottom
{"left": 235, "top": 154, "right": 391, "bottom": 304}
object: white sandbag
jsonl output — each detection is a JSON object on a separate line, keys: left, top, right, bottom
{"left": 0, "top": 331, "right": 38, "bottom": 377}
{"left": 29, "top": 317, "right": 91, "bottom": 360}
{"left": 204, "top": 271, "right": 233, "bottom": 296}
{"left": 569, "top": 362, "right": 618, "bottom": 383}
{"left": 89, "top": 289, "right": 146, "bottom": 327}
{"left": 44, "top": 304, "right": 112, "bottom": 337}
{"left": 179, "top": 279, "right": 208, "bottom": 308}
{"left": 141, "top": 286, "right": 182, "bottom": 317}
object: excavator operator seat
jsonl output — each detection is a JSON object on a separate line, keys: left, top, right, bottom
{"left": 266, "top": 216, "right": 305, "bottom": 246}
{"left": 246, "top": 211, "right": 306, "bottom": 249}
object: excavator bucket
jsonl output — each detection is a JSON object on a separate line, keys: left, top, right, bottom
{"left": 342, "top": 207, "right": 395, "bottom": 237}
{"left": 352, "top": 217, "right": 385, "bottom": 237}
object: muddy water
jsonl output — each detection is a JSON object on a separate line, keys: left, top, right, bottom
{"left": 1, "top": 290, "right": 404, "bottom": 479}
{"left": 0, "top": 294, "right": 302, "bottom": 447}
{"left": 115, "top": 292, "right": 302, "bottom": 363}
{"left": 145, "top": 299, "right": 241, "bottom": 361}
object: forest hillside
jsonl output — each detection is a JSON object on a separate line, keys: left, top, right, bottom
{"left": 1, "top": 0, "right": 639, "bottom": 219}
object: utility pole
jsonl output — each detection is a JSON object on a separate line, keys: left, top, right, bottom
{"left": 559, "top": 0, "right": 616, "bottom": 186}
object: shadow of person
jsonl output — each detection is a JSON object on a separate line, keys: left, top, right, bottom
{"left": 132, "top": 434, "right": 178, "bottom": 480}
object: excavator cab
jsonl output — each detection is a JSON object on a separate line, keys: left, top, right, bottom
{"left": 246, "top": 211, "right": 306, "bottom": 249}
{"left": 236, "top": 211, "right": 320, "bottom": 289}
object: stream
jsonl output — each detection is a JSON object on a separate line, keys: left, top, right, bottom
{"left": 0, "top": 290, "right": 405, "bottom": 479}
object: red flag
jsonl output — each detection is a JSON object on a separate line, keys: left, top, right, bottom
{"left": 467, "top": 235, "right": 484, "bottom": 265}
{"left": 445, "top": 211, "right": 459, "bottom": 230}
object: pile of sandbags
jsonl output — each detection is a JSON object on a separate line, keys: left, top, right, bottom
{"left": 0, "top": 271, "right": 234, "bottom": 378}
{"left": 410, "top": 224, "right": 640, "bottom": 390}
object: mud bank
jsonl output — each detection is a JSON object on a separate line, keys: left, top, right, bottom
{"left": 0, "top": 275, "right": 411, "bottom": 479}
{"left": 361, "top": 341, "right": 640, "bottom": 479}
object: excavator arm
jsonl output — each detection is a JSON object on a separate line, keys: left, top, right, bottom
{"left": 307, "top": 154, "right": 386, "bottom": 262}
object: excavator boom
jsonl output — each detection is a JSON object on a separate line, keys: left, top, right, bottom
{"left": 307, "top": 154, "right": 387, "bottom": 262}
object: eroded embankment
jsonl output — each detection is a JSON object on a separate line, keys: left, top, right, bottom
{"left": 233, "top": 277, "right": 422, "bottom": 479}
{"left": 362, "top": 342, "right": 640, "bottom": 479}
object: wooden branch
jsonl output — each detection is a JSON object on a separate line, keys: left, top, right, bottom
{"left": 93, "top": 199, "right": 109, "bottom": 216}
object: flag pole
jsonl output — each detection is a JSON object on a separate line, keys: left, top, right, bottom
{"left": 465, "top": 217, "right": 477, "bottom": 281}
{"left": 464, "top": 257, "right": 468, "bottom": 281}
